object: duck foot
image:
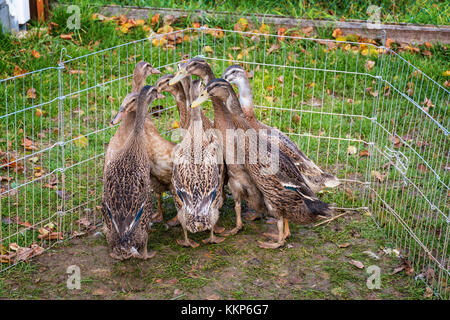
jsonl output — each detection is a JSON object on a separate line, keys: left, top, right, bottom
{"left": 265, "top": 217, "right": 278, "bottom": 225}
{"left": 257, "top": 240, "right": 285, "bottom": 249}
{"left": 262, "top": 232, "right": 279, "bottom": 242}
{"left": 152, "top": 214, "right": 163, "bottom": 224}
{"left": 143, "top": 250, "right": 156, "bottom": 260}
{"left": 242, "top": 210, "right": 260, "bottom": 221}
{"left": 166, "top": 216, "right": 180, "bottom": 227}
{"left": 202, "top": 235, "right": 225, "bottom": 244}
{"left": 213, "top": 225, "right": 225, "bottom": 234}
{"left": 223, "top": 226, "right": 242, "bottom": 236}
{"left": 177, "top": 238, "right": 200, "bottom": 248}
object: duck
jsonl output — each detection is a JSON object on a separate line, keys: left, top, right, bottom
{"left": 155, "top": 73, "right": 213, "bottom": 131}
{"left": 107, "top": 62, "right": 174, "bottom": 224}
{"left": 170, "top": 58, "right": 268, "bottom": 235}
{"left": 102, "top": 85, "right": 161, "bottom": 260}
{"left": 191, "top": 79, "right": 332, "bottom": 249}
{"left": 222, "top": 65, "right": 340, "bottom": 193}
{"left": 171, "top": 80, "right": 225, "bottom": 247}
{"left": 105, "top": 61, "right": 160, "bottom": 169}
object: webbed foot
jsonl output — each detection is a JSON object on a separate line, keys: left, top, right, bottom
{"left": 177, "top": 238, "right": 200, "bottom": 248}
{"left": 257, "top": 240, "right": 285, "bottom": 249}
{"left": 202, "top": 235, "right": 225, "bottom": 244}
{"left": 166, "top": 216, "right": 180, "bottom": 227}
{"left": 213, "top": 225, "right": 225, "bottom": 234}
{"left": 242, "top": 210, "right": 260, "bottom": 221}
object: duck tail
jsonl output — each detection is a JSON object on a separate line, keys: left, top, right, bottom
{"left": 304, "top": 198, "right": 332, "bottom": 218}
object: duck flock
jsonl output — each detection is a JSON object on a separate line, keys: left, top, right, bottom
{"left": 102, "top": 59, "right": 341, "bottom": 260}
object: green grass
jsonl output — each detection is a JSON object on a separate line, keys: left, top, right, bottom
{"left": 0, "top": 3, "right": 448, "bottom": 299}
{"left": 58, "top": 0, "right": 450, "bottom": 26}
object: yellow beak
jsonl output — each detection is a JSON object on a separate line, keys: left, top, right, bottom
{"left": 191, "top": 90, "right": 210, "bottom": 108}
{"left": 169, "top": 68, "right": 188, "bottom": 85}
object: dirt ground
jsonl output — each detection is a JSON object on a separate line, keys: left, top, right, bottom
{"left": 0, "top": 194, "right": 425, "bottom": 300}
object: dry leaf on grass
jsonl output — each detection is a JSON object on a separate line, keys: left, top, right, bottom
{"left": 349, "top": 260, "right": 364, "bottom": 269}
{"left": 347, "top": 145, "right": 357, "bottom": 155}
{"left": 338, "top": 243, "right": 350, "bottom": 248}
{"left": 31, "top": 49, "right": 41, "bottom": 58}
{"left": 359, "top": 150, "right": 370, "bottom": 157}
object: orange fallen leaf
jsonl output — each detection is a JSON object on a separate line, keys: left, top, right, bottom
{"left": 359, "top": 150, "right": 370, "bottom": 157}
{"left": 31, "top": 49, "right": 41, "bottom": 58}
{"left": 332, "top": 28, "right": 342, "bottom": 38}
{"left": 302, "top": 26, "right": 313, "bottom": 36}
{"left": 349, "top": 260, "right": 364, "bottom": 269}
{"left": 151, "top": 14, "right": 160, "bottom": 26}
{"left": 60, "top": 33, "right": 73, "bottom": 40}
{"left": 26, "top": 88, "right": 37, "bottom": 99}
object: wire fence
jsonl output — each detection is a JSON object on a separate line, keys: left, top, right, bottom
{"left": 0, "top": 27, "right": 448, "bottom": 298}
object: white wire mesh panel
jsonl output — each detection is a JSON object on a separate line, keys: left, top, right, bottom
{"left": 0, "top": 27, "right": 448, "bottom": 299}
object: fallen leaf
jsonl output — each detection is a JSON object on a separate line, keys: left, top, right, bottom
{"left": 206, "top": 294, "right": 221, "bottom": 300}
{"left": 359, "top": 150, "right": 370, "bottom": 157}
{"left": 442, "top": 70, "right": 450, "bottom": 77}
{"left": 26, "top": 88, "right": 37, "bottom": 99}
{"left": 365, "top": 60, "right": 375, "bottom": 71}
{"left": 92, "top": 289, "right": 105, "bottom": 296}
{"left": 35, "top": 108, "right": 43, "bottom": 117}
{"left": 371, "top": 170, "right": 386, "bottom": 182}
{"left": 332, "top": 28, "right": 342, "bottom": 38}
{"left": 31, "top": 49, "right": 41, "bottom": 58}
{"left": 150, "top": 14, "right": 160, "bottom": 26}
{"left": 234, "top": 17, "right": 248, "bottom": 31}
{"left": 267, "top": 43, "right": 280, "bottom": 55}
{"left": 347, "top": 145, "right": 357, "bottom": 155}
{"left": 302, "top": 26, "right": 313, "bottom": 36}
{"left": 349, "top": 260, "right": 364, "bottom": 269}
{"left": 70, "top": 69, "right": 86, "bottom": 75}
{"left": 338, "top": 243, "right": 350, "bottom": 248}
{"left": 60, "top": 33, "right": 73, "bottom": 40}
{"left": 277, "top": 76, "right": 284, "bottom": 83}
{"left": 73, "top": 135, "right": 88, "bottom": 148}
{"left": 292, "top": 114, "right": 300, "bottom": 124}
{"left": 417, "top": 163, "right": 427, "bottom": 173}
{"left": 203, "top": 45, "right": 213, "bottom": 54}
{"left": 13, "top": 66, "right": 27, "bottom": 78}
{"left": 172, "top": 120, "right": 180, "bottom": 129}
{"left": 259, "top": 23, "right": 270, "bottom": 34}
{"left": 424, "top": 287, "right": 433, "bottom": 299}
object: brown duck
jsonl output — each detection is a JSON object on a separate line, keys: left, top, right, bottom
{"left": 222, "top": 65, "right": 340, "bottom": 193}
{"left": 102, "top": 85, "right": 161, "bottom": 260}
{"left": 191, "top": 79, "right": 332, "bottom": 249}
{"left": 171, "top": 58, "right": 268, "bottom": 236}
{"left": 107, "top": 62, "right": 175, "bottom": 223}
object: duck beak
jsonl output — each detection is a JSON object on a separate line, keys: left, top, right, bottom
{"left": 191, "top": 90, "right": 209, "bottom": 108}
{"left": 169, "top": 68, "right": 188, "bottom": 85}
{"left": 111, "top": 106, "right": 125, "bottom": 125}
{"left": 150, "top": 68, "right": 161, "bottom": 75}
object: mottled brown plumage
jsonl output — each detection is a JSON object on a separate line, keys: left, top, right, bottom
{"left": 172, "top": 58, "right": 267, "bottom": 236}
{"left": 193, "top": 79, "right": 332, "bottom": 249}
{"left": 102, "top": 86, "right": 160, "bottom": 260}
{"left": 171, "top": 88, "right": 225, "bottom": 247}
{"left": 107, "top": 62, "right": 175, "bottom": 224}
{"left": 222, "top": 65, "right": 340, "bottom": 193}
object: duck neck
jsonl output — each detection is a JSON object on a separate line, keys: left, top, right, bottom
{"left": 132, "top": 70, "right": 146, "bottom": 92}
{"left": 133, "top": 95, "right": 149, "bottom": 136}
{"left": 224, "top": 93, "right": 252, "bottom": 132}
{"left": 200, "top": 67, "right": 215, "bottom": 85}
{"left": 171, "top": 85, "right": 190, "bottom": 129}
{"left": 234, "top": 78, "right": 256, "bottom": 120}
